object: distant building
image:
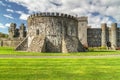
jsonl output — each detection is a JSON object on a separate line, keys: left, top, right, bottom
{"left": 8, "top": 23, "right": 26, "bottom": 39}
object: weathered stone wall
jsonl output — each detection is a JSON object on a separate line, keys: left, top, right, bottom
{"left": 87, "top": 28, "right": 101, "bottom": 47}
{"left": 78, "top": 17, "right": 88, "bottom": 47}
{"left": 1, "top": 38, "right": 23, "bottom": 48}
{"left": 15, "top": 37, "right": 28, "bottom": 51}
{"left": 64, "top": 36, "right": 85, "bottom": 52}
{"left": 25, "top": 12, "right": 84, "bottom": 52}
{"left": 87, "top": 23, "right": 119, "bottom": 48}
{"left": 117, "top": 28, "right": 120, "bottom": 47}
{"left": 8, "top": 23, "right": 16, "bottom": 39}
{"left": 8, "top": 23, "right": 27, "bottom": 39}
{"left": 19, "top": 23, "right": 27, "bottom": 39}
{"left": 111, "top": 23, "right": 117, "bottom": 49}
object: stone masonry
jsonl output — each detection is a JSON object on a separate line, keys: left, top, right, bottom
{"left": 0, "top": 23, "right": 27, "bottom": 48}
{"left": 8, "top": 23, "right": 26, "bottom": 39}
{"left": 16, "top": 12, "right": 85, "bottom": 53}
{"left": 78, "top": 17, "right": 88, "bottom": 47}
{"left": 2, "top": 12, "right": 120, "bottom": 52}
{"left": 87, "top": 23, "right": 119, "bottom": 49}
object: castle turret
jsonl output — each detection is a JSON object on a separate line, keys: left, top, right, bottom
{"left": 19, "top": 23, "right": 26, "bottom": 39}
{"left": 16, "top": 12, "right": 85, "bottom": 52}
{"left": 101, "top": 23, "right": 107, "bottom": 47}
{"left": 8, "top": 23, "right": 16, "bottom": 39}
{"left": 78, "top": 17, "right": 88, "bottom": 47}
{"left": 111, "top": 23, "right": 117, "bottom": 49}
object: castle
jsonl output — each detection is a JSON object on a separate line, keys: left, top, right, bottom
{"left": 16, "top": 12, "right": 85, "bottom": 52}
{"left": 0, "top": 12, "right": 119, "bottom": 52}
{"left": 8, "top": 23, "right": 27, "bottom": 39}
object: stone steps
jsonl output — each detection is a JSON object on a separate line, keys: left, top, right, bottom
{"left": 15, "top": 37, "right": 28, "bottom": 51}
{"left": 27, "top": 36, "right": 45, "bottom": 52}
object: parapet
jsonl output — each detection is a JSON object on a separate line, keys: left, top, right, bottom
{"left": 111, "top": 23, "right": 117, "bottom": 30}
{"left": 101, "top": 23, "right": 107, "bottom": 31}
{"left": 77, "top": 16, "right": 88, "bottom": 22}
{"left": 10, "top": 23, "right": 16, "bottom": 28}
{"left": 28, "top": 12, "right": 77, "bottom": 20}
{"left": 10, "top": 23, "right": 16, "bottom": 29}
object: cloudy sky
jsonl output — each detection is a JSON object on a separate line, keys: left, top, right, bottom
{"left": 0, "top": 0, "right": 120, "bottom": 33}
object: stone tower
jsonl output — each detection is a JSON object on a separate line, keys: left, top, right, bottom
{"left": 111, "top": 23, "right": 117, "bottom": 49}
{"left": 19, "top": 23, "right": 26, "bottom": 39}
{"left": 16, "top": 12, "right": 85, "bottom": 53}
{"left": 78, "top": 17, "right": 88, "bottom": 47}
{"left": 101, "top": 23, "right": 107, "bottom": 47}
{"left": 8, "top": 23, "right": 16, "bottom": 39}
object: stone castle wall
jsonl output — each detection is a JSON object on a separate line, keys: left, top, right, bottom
{"left": 2, "top": 12, "right": 120, "bottom": 51}
{"left": 117, "top": 28, "right": 120, "bottom": 47}
{"left": 17, "top": 12, "right": 85, "bottom": 52}
{"left": 0, "top": 38, "right": 23, "bottom": 48}
{"left": 87, "top": 23, "right": 120, "bottom": 49}
{"left": 27, "top": 13, "right": 78, "bottom": 49}
{"left": 87, "top": 28, "right": 101, "bottom": 47}
{"left": 0, "top": 23, "right": 27, "bottom": 48}
{"left": 78, "top": 17, "right": 88, "bottom": 47}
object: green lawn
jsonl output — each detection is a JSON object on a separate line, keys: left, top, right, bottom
{"left": 0, "top": 58, "right": 120, "bottom": 80}
{"left": 0, "top": 47, "right": 120, "bottom": 56}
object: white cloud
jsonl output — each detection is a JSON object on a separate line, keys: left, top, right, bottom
{"left": 6, "top": 9, "right": 14, "bottom": 13}
{"left": 0, "top": 23, "right": 10, "bottom": 28}
{"left": 8, "top": 0, "right": 120, "bottom": 27}
{"left": 15, "top": 11, "right": 29, "bottom": 20}
{"left": 20, "top": 13, "right": 29, "bottom": 20}
{"left": 16, "top": 11, "right": 23, "bottom": 14}
{"left": 3, "top": 14, "right": 14, "bottom": 19}
{"left": 5, "top": 23, "right": 10, "bottom": 27}
{"left": 0, "top": 1, "right": 6, "bottom": 6}
{"left": 0, "top": 23, "right": 5, "bottom": 28}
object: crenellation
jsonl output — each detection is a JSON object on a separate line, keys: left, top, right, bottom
{"left": 16, "top": 12, "right": 85, "bottom": 52}
{"left": 46, "top": 12, "right": 50, "bottom": 16}
{"left": 35, "top": 13, "right": 38, "bottom": 16}
{"left": 28, "top": 12, "right": 78, "bottom": 22}
{"left": 31, "top": 14, "right": 34, "bottom": 18}
{"left": 51, "top": 12, "right": 55, "bottom": 16}
{"left": 64, "top": 14, "right": 67, "bottom": 17}
{"left": 5, "top": 12, "right": 120, "bottom": 52}
{"left": 61, "top": 13, "right": 64, "bottom": 17}
{"left": 56, "top": 13, "right": 59, "bottom": 16}
{"left": 39, "top": 13, "right": 43, "bottom": 16}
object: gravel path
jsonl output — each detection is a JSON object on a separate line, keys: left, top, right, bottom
{"left": 0, "top": 54, "right": 120, "bottom": 59}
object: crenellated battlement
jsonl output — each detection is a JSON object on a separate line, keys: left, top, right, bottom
{"left": 28, "top": 12, "right": 76, "bottom": 20}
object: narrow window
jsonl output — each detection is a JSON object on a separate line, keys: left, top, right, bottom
{"left": 36, "top": 29, "right": 39, "bottom": 35}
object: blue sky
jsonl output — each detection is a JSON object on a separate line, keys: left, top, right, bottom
{"left": 0, "top": 0, "right": 120, "bottom": 34}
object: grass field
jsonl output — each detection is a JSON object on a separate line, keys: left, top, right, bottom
{"left": 0, "top": 47, "right": 120, "bottom": 56}
{"left": 0, "top": 58, "right": 120, "bottom": 80}
{"left": 0, "top": 47, "right": 120, "bottom": 80}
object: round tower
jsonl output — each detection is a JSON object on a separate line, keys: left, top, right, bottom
{"left": 111, "top": 23, "right": 117, "bottom": 49}
{"left": 26, "top": 12, "right": 84, "bottom": 52}
{"left": 101, "top": 23, "right": 107, "bottom": 47}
